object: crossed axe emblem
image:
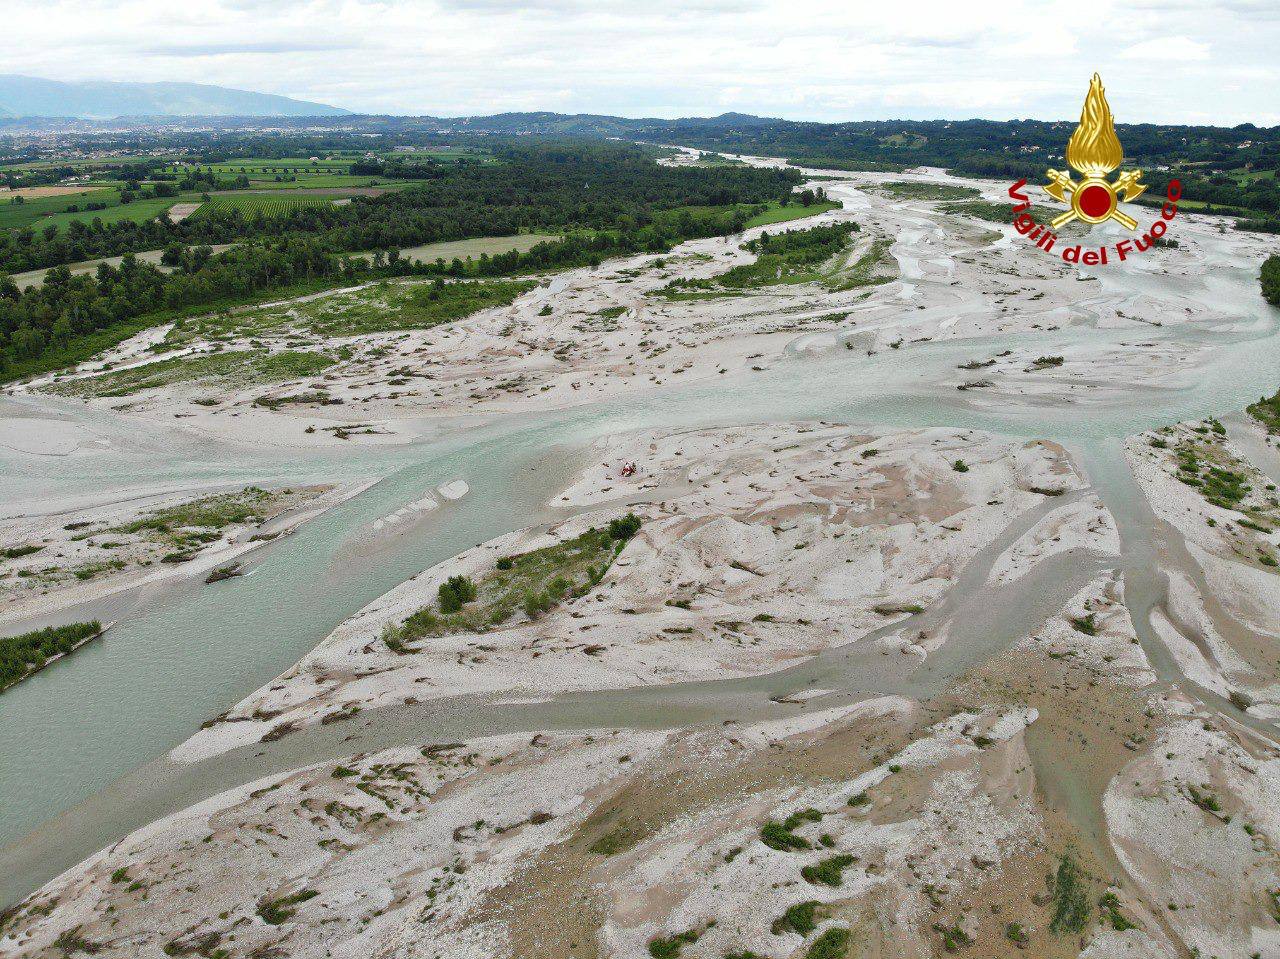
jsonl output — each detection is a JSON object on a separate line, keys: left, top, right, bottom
{"left": 1042, "top": 168, "right": 1147, "bottom": 230}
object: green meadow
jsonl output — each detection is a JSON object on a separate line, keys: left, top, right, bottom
{"left": 0, "top": 186, "right": 200, "bottom": 233}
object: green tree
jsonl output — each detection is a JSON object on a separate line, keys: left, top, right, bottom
{"left": 608, "top": 513, "right": 642, "bottom": 540}
{"left": 1261, "top": 254, "right": 1280, "bottom": 305}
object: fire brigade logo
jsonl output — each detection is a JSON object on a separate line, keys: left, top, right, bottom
{"left": 1043, "top": 74, "right": 1147, "bottom": 230}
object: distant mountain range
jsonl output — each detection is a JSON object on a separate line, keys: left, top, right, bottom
{"left": 0, "top": 75, "right": 349, "bottom": 119}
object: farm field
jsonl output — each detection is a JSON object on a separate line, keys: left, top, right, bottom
{"left": 187, "top": 194, "right": 341, "bottom": 219}
{"left": 34, "top": 194, "right": 198, "bottom": 233}
{"left": 0, "top": 187, "right": 119, "bottom": 230}
{"left": 0, "top": 185, "right": 203, "bottom": 233}
{"left": 394, "top": 147, "right": 495, "bottom": 164}
{"left": 163, "top": 158, "right": 356, "bottom": 175}
{"left": 742, "top": 198, "right": 841, "bottom": 227}
{"left": 1, "top": 185, "right": 100, "bottom": 199}
{"left": 2, "top": 154, "right": 181, "bottom": 172}
{"left": 388, "top": 233, "right": 563, "bottom": 264}
{"left": 239, "top": 175, "right": 404, "bottom": 190}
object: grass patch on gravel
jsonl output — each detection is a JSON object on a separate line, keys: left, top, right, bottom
{"left": 801, "top": 853, "right": 858, "bottom": 887}
{"left": 804, "top": 927, "right": 852, "bottom": 959}
{"left": 45, "top": 349, "right": 333, "bottom": 397}
{"left": 761, "top": 808, "right": 824, "bottom": 851}
{"left": 111, "top": 486, "right": 288, "bottom": 545}
{"left": 874, "top": 181, "right": 980, "bottom": 202}
{"left": 1048, "top": 856, "right": 1091, "bottom": 934}
{"left": 289, "top": 278, "right": 535, "bottom": 337}
{"left": 657, "top": 222, "right": 861, "bottom": 299}
{"left": 163, "top": 277, "right": 533, "bottom": 347}
{"left": 1248, "top": 389, "right": 1280, "bottom": 435}
{"left": 383, "top": 515, "right": 640, "bottom": 652}
{"left": 771, "top": 900, "right": 820, "bottom": 936}
{"left": 824, "top": 238, "right": 894, "bottom": 292}
{"left": 256, "top": 889, "right": 318, "bottom": 925}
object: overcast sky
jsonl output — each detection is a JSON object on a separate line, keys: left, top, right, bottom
{"left": 3, "top": 0, "right": 1277, "bottom": 125}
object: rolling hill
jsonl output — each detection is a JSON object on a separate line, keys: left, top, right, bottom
{"left": 0, "top": 75, "right": 349, "bottom": 119}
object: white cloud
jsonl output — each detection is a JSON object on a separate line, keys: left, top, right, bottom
{"left": 1119, "top": 36, "right": 1211, "bottom": 60}
{"left": 0, "top": 0, "right": 1271, "bottom": 123}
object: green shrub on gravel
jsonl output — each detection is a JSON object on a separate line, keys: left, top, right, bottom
{"left": 772, "top": 900, "right": 820, "bottom": 936}
{"left": 384, "top": 520, "right": 637, "bottom": 652}
{"left": 804, "top": 927, "right": 852, "bottom": 958}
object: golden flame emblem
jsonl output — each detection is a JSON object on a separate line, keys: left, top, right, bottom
{"left": 1043, "top": 74, "right": 1146, "bottom": 230}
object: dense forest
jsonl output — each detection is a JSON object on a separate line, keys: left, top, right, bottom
{"left": 0, "top": 144, "right": 798, "bottom": 380}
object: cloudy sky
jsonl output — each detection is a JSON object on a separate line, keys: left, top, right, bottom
{"left": 3, "top": 0, "right": 1278, "bottom": 125}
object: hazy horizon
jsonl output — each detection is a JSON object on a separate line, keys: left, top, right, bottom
{"left": 3, "top": 0, "right": 1277, "bottom": 127}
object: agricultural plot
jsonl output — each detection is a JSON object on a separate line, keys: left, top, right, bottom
{"left": 392, "top": 147, "right": 494, "bottom": 165}
{"left": 153, "top": 151, "right": 491, "bottom": 188}
{"left": 0, "top": 187, "right": 119, "bottom": 230}
{"left": 242, "top": 175, "right": 401, "bottom": 191}
{"left": 187, "top": 194, "right": 340, "bottom": 219}
{"left": 0, "top": 185, "right": 199, "bottom": 233}
{"left": 167, "top": 158, "right": 356, "bottom": 175}
{"left": 35, "top": 195, "right": 195, "bottom": 233}
{"left": 1, "top": 185, "right": 99, "bottom": 199}
{"left": 4, "top": 154, "right": 179, "bottom": 172}
{"left": 387, "top": 233, "right": 562, "bottom": 264}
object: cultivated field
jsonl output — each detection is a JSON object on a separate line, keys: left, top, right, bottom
{"left": 0, "top": 187, "right": 198, "bottom": 233}
{"left": 391, "top": 233, "right": 563, "bottom": 264}
{"left": 0, "top": 187, "right": 118, "bottom": 230}
{"left": 187, "top": 194, "right": 340, "bottom": 219}
{"left": 0, "top": 185, "right": 99, "bottom": 199}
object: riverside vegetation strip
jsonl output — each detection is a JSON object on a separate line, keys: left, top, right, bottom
{"left": 656, "top": 221, "right": 879, "bottom": 299}
{"left": 1247, "top": 384, "right": 1280, "bottom": 434}
{"left": 43, "top": 349, "right": 334, "bottom": 398}
{"left": 151, "top": 277, "right": 536, "bottom": 353}
{"left": 20, "top": 276, "right": 572, "bottom": 429}
{"left": 0, "top": 486, "right": 331, "bottom": 616}
{"left": 0, "top": 621, "right": 103, "bottom": 693}
{"left": 382, "top": 514, "right": 641, "bottom": 653}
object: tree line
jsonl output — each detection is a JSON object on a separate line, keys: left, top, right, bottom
{"left": 0, "top": 142, "right": 798, "bottom": 275}
{"left": 634, "top": 117, "right": 1280, "bottom": 221}
{"left": 1262, "top": 254, "right": 1280, "bottom": 305}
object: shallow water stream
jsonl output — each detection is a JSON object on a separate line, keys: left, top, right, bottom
{"left": 2, "top": 177, "right": 1278, "bottom": 908}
